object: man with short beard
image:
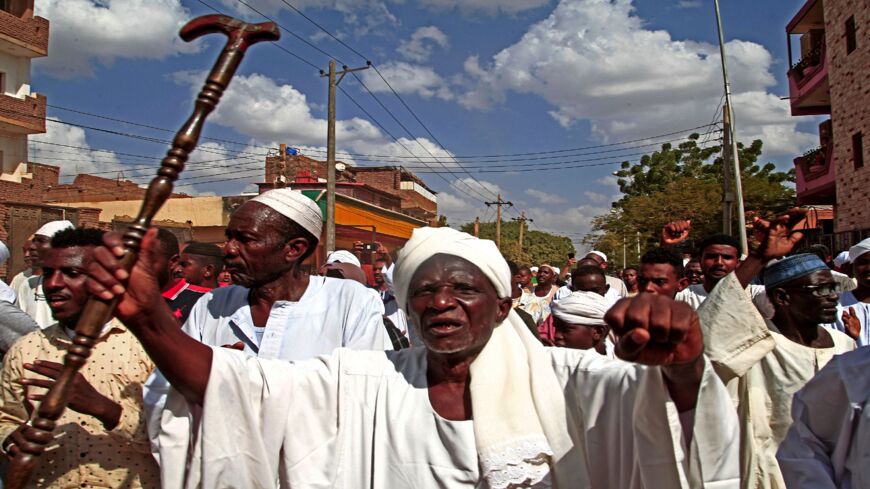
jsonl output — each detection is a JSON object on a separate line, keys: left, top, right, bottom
{"left": 0, "top": 227, "right": 158, "bottom": 487}
{"left": 13, "top": 221, "right": 74, "bottom": 327}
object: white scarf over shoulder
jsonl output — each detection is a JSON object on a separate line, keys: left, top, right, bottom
{"left": 393, "top": 227, "right": 573, "bottom": 488}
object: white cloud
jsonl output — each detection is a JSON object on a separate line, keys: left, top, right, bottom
{"left": 215, "top": 0, "right": 399, "bottom": 36}
{"left": 437, "top": 177, "right": 505, "bottom": 224}
{"left": 31, "top": 118, "right": 126, "bottom": 181}
{"left": 460, "top": 0, "right": 815, "bottom": 155}
{"left": 525, "top": 188, "right": 567, "bottom": 204}
{"left": 528, "top": 203, "right": 610, "bottom": 253}
{"left": 34, "top": 0, "right": 198, "bottom": 78}
{"left": 398, "top": 26, "right": 449, "bottom": 62}
{"left": 583, "top": 191, "right": 608, "bottom": 203}
{"left": 676, "top": 0, "right": 702, "bottom": 8}
{"left": 419, "top": 0, "right": 551, "bottom": 15}
{"left": 359, "top": 61, "right": 453, "bottom": 100}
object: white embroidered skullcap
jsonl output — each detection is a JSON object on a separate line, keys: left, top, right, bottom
{"left": 587, "top": 250, "right": 607, "bottom": 262}
{"left": 250, "top": 189, "right": 322, "bottom": 238}
{"left": 0, "top": 240, "right": 9, "bottom": 266}
{"left": 326, "top": 249, "right": 361, "bottom": 268}
{"left": 551, "top": 266, "right": 561, "bottom": 275}
{"left": 35, "top": 220, "right": 74, "bottom": 238}
{"left": 849, "top": 238, "right": 870, "bottom": 264}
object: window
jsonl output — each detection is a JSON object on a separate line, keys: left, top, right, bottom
{"left": 0, "top": 72, "right": 5, "bottom": 95}
{"left": 845, "top": 16, "right": 857, "bottom": 54}
{"left": 854, "top": 132, "right": 864, "bottom": 170}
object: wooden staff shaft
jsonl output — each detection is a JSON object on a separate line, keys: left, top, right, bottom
{"left": 3, "top": 15, "right": 279, "bottom": 488}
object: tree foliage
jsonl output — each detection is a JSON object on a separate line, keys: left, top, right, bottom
{"left": 584, "top": 134, "right": 796, "bottom": 266}
{"left": 458, "top": 220, "right": 575, "bottom": 266}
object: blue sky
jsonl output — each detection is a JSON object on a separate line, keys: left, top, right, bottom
{"left": 30, "top": 0, "right": 818, "bottom": 251}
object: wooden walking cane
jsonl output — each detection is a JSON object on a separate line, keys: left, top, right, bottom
{"left": 3, "top": 15, "right": 279, "bottom": 489}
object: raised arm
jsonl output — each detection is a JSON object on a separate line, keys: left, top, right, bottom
{"left": 735, "top": 208, "right": 807, "bottom": 288}
{"left": 87, "top": 229, "right": 211, "bottom": 405}
{"left": 605, "top": 294, "right": 704, "bottom": 411}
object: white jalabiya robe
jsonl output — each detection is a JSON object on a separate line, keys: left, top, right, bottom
{"left": 161, "top": 346, "right": 740, "bottom": 489}
{"left": 678, "top": 282, "right": 775, "bottom": 319}
{"left": 831, "top": 291, "right": 870, "bottom": 347}
{"left": 696, "top": 273, "right": 855, "bottom": 489}
{"left": 147, "top": 276, "right": 391, "bottom": 474}
{"left": 777, "top": 347, "right": 870, "bottom": 488}
{"left": 13, "top": 274, "right": 53, "bottom": 328}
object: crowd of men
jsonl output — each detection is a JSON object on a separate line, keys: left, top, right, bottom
{"left": 0, "top": 187, "right": 867, "bottom": 488}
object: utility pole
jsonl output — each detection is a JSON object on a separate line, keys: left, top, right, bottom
{"left": 485, "top": 194, "right": 513, "bottom": 249}
{"left": 276, "top": 143, "right": 288, "bottom": 188}
{"left": 321, "top": 59, "right": 370, "bottom": 253}
{"left": 512, "top": 211, "right": 533, "bottom": 248}
{"left": 473, "top": 216, "right": 480, "bottom": 237}
{"left": 721, "top": 105, "right": 734, "bottom": 234}
{"left": 713, "top": 0, "right": 748, "bottom": 256}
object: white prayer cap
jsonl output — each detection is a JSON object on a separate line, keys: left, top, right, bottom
{"left": 849, "top": 238, "right": 870, "bottom": 263}
{"left": 551, "top": 266, "right": 561, "bottom": 276}
{"left": 833, "top": 251, "right": 850, "bottom": 268}
{"left": 587, "top": 250, "right": 607, "bottom": 262}
{"left": 326, "top": 249, "right": 361, "bottom": 268}
{"left": 250, "top": 189, "right": 322, "bottom": 238}
{"left": 551, "top": 291, "right": 610, "bottom": 326}
{"left": 34, "top": 220, "right": 74, "bottom": 238}
{"left": 530, "top": 266, "right": 539, "bottom": 273}
{"left": 0, "top": 240, "right": 9, "bottom": 266}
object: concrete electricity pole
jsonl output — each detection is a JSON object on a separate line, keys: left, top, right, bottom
{"left": 513, "top": 211, "right": 533, "bottom": 248}
{"left": 721, "top": 104, "right": 734, "bottom": 235}
{"left": 321, "top": 59, "right": 370, "bottom": 253}
{"left": 713, "top": 0, "right": 748, "bottom": 255}
{"left": 473, "top": 216, "right": 480, "bottom": 237}
{"left": 485, "top": 194, "right": 513, "bottom": 249}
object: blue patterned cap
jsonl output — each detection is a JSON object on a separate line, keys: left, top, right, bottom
{"left": 764, "top": 253, "right": 829, "bottom": 289}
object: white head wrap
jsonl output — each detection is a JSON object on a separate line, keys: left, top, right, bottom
{"left": 35, "top": 220, "right": 74, "bottom": 238}
{"left": 849, "top": 238, "right": 870, "bottom": 264}
{"left": 325, "top": 249, "right": 361, "bottom": 268}
{"left": 587, "top": 250, "right": 607, "bottom": 263}
{"left": 393, "top": 227, "right": 575, "bottom": 489}
{"left": 551, "top": 291, "right": 610, "bottom": 326}
{"left": 833, "top": 251, "right": 850, "bottom": 268}
{"left": 530, "top": 266, "right": 539, "bottom": 273}
{"left": 250, "top": 189, "right": 322, "bottom": 238}
{"left": 551, "top": 266, "right": 561, "bottom": 276}
{"left": 0, "top": 240, "right": 9, "bottom": 266}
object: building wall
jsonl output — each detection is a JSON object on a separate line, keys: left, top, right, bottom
{"left": 0, "top": 49, "right": 30, "bottom": 96}
{"left": 826, "top": 0, "right": 870, "bottom": 235}
{"left": 0, "top": 132, "right": 26, "bottom": 174}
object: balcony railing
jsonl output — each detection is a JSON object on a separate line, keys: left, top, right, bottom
{"left": 793, "top": 143, "right": 835, "bottom": 205}
{"left": 0, "top": 8, "right": 48, "bottom": 57}
{"left": 0, "top": 91, "right": 44, "bottom": 133}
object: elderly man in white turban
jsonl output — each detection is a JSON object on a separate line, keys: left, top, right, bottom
{"left": 139, "top": 189, "right": 390, "bottom": 477}
{"left": 78, "top": 225, "right": 740, "bottom": 488}
{"left": 12, "top": 220, "right": 74, "bottom": 327}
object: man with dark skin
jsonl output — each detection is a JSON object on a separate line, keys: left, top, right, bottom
{"left": 622, "top": 266, "right": 638, "bottom": 296}
{"left": 71, "top": 226, "right": 739, "bottom": 487}
{"left": 0, "top": 227, "right": 158, "bottom": 487}
{"left": 697, "top": 210, "right": 855, "bottom": 489}
{"left": 571, "top": 265, "right": 609, "bottom": 296}
{"left": 178, "top": 242, "right": 223, "bottom": 290}
{"left": 685, "top": 258, "right": 703, "bottom": 285}
{"left": 521, "top": 264, "right": 559, "bottom": 324}
{"left": 638, "top": 247, "right": 688, "bottom": 299}
{"left": 12, "top": 221, "right": 75, "bottom": 327}
{"left": 834, "top": 238, "right": 870, "bottom": 346}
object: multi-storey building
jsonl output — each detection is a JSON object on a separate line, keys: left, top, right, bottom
{"left": 786, "top": 0, "right": 868, "bottom": 249}
{"left": 0, "top": 0, "right": 47, "bottom": 180}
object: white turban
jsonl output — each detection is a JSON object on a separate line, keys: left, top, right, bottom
{"left": 325, "top": 250, "right": 361, "bottom": 268}
{"left": 587, "top": 250, "right": 607, "bottom": 262}
{"left": 530, "top": 266, "right": 539, "bottom": 273}
{"left": 250, "top": 189, "right": 322, "bottom": 238}
{"left": 551, "top": 266, "right": 561, "bottom": 276}
{"left": 35, "top": 220, "right": 74, "bottom": 238}
{"left": 849, "top": 238, "right": 870, "bottom": 263}
{"left": 833, "top": 250, "right": 850, "bottom": 268}
{"left": 551, "top": 291, "right": 610, "bottom": 326}
{"left": 393, "top": 227, "right": 575, "bottom": 488}
{"left": 0, "top": 240, "right": 9, "bottom": 266}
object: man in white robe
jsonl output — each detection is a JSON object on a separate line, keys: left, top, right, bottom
{"left": 0, "top": 240, "right": 16, "bottom": 304}
{"left": 80, "top": 225, "right": 740, "bottom": 489}
{"left": 143, "top": 189, "right": 389, "bottom": 471}
{"left": 830, "top": 238, "right": 870, "bottom": 346}
{"left": 696, "top": 212, "right": 855, "bottom": 489}
{"left": 776, "top": 347, "right": 870, "bottom": 488}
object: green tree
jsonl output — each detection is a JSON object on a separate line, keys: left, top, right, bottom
{"left": 585, "top": 136, "right": 795, "bottom": 264}
{"left": 458, "top": 220, "right": 575, "bottom": 266}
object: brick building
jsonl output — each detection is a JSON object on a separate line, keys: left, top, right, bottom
{"left": 0, "top": 0, "right": 47, "bottom": 181}
{"left": 264, "top": 150, "right": 438, "bottom": 223}
{"left": 786, "top": 0, "right": 869, "bottom": 250}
